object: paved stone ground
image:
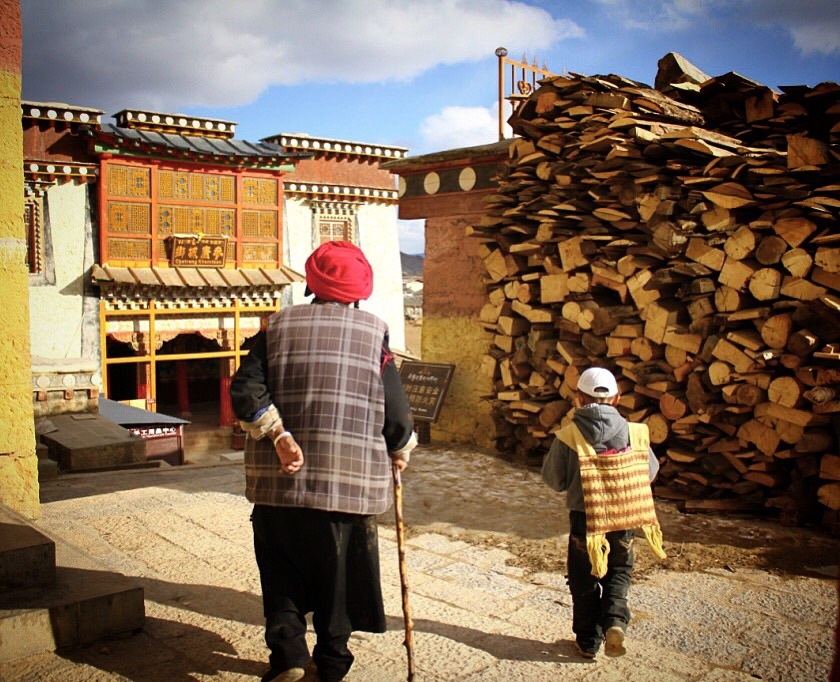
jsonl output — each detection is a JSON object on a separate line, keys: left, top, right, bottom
{"left": 1, "top": 444, "right": 838, "bottom": 681}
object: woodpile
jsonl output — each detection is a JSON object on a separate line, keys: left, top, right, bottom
{"left": 471, "top": 54, "right": 840, "bottom": 532}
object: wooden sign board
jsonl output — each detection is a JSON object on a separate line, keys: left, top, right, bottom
{"left": 170, "top": 234, "right": 228, "bottom": 267}
{"left": 398, "top": 361, "right": 455, "bottom": 423}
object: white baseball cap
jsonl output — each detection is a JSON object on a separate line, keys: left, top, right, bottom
{"left": 577, "top": 367, "right": 619, "bottom": 398}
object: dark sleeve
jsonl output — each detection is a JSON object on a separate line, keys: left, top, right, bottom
{"left": 541, "top": 438, "right": 571, "bottom": 492}
{"left": 381, "top": 342, "right": 414, "bottom": 451}
{"left": 229, "top": 332, "right": 273, "bottom": 421}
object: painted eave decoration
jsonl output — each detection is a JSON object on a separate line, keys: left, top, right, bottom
{"left": 91, "top": 263, "right": 305, "bottom": 290}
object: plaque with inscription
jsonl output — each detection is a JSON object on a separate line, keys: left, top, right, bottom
{"left": 170, "top": 234, "right": 228, "bottom": 267}
{"left": 398, "top": 361, "right": 455, "bottom": 422}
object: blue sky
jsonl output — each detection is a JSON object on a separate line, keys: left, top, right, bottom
{"left": 21, "top": 0, "right": 840, "bottom": 255}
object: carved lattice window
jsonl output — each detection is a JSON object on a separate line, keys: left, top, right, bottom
{"left": 318, "top": 216, "right": 352, "bottom": 244}
{"left": 109, "top": 202, "right": 151, "bottom": 233}
{"left": 243, "top": 178, "right": 277, "bottom": 205}
{"left": 109, "top": 165, "right": 150, "bottom": 198}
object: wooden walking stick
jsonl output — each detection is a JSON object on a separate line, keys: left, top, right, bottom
{"left": 392, "top": 463, "right": 416, "bottom": 681}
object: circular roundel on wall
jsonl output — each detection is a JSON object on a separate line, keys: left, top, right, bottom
{"left": 423, "top": 172, "right": 441, "bottom": 195}
{"left": 459, "top": 167, "right": 477, "bottom": 191}
{"left": 398, "top": 177, "right": 407, "bottom": 197}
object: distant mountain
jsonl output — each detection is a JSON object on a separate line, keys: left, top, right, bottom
{"left": 400, "top": 252, "right": 425, "bottom": 278}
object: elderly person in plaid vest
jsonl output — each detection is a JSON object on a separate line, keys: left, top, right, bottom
{"left": 541, "top": 367, "right": 665, "bottom": 660}
{"left": 231, "top": 240, "right": 416, "bottom": 682}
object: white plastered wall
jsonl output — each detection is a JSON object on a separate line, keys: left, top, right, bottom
{"left": 283, "top": 197, "right": 406, "bottom": 352}
{"left": 29, "top": 182, "right": 88, "bottom": 359}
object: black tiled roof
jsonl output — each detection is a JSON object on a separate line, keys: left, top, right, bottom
{"left": 96, "top": 124, "right": 311, "bottom": 163}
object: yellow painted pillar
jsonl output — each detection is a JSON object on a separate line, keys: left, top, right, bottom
{"left": 0, "top": 0, "right": 39, "bottom": 518}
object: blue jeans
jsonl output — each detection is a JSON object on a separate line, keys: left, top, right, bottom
{"left": 567, "top": 510, "right": 635, "bottom": 649}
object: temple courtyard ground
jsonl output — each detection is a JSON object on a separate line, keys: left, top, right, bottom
{"left": 0, "top": 442, "right": 837, "bottom": 681}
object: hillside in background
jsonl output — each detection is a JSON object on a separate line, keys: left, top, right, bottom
{"left": 400, "top": 253, "right": 424, "bottom": 277}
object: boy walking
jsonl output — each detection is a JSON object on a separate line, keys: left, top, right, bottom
{"left": 542, "top": 367, "right": 665, "bottom": 659}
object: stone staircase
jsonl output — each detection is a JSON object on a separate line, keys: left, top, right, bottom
{"left": 0, "top": 504, "right": 145, "bottom": 663}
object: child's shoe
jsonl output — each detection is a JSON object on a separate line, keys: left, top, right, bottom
{"left": 575, "top": 639, "right": 601, "bottom": 659}
{"left": 605, "top": 626, "right": 626, "bottom": 657}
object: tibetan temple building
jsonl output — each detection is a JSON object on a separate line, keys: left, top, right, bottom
{"left": 24, "top": 102, "right": 408, "bottom": 456}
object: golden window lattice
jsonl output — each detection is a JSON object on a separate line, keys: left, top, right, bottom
{"left": 159, "top": 206, "right": 235, "bottom": 237}
{"left": 243, "top": 177, "right": 278, "bottom": 206}
{"left": 205, "top": 209, "right": 219, "bottom": 235}
{"left": 243, "top": 243, "right": 278, "bottom": 262}
{"left": 220, "top": 176, "right": 235, "bottom": 202}
{"left": 109, "top": 202, "right": 151, "bottom": 234}
{"left": 242, "top": 210, "right": 277, "bottom": 238}
{"left": 108, "top": 238, "right": 151, "bottom": 260}
{"left": 260, "top": 179, "right": 277, "bottom": 205}
{"left": 174, "top": 173, "right": 189, "bottom": 199}
{"left": 190, "top": 174, "right": 204, "bottom": 200}
{"left": 24, "top": 197, "right": 44, "bottom": 274}
{"left": 159, "top": 170, "right": 235, "bottom": 203}
{"left": 205, "top": 176, "right": 219, "bottom": 201}
{"left": 158, "top": 172, "right": 174, "bottom": 199}
{"left": 173, "top": 206, "right": 191, "bottom": 233}
{"left": 191, "top": 208, "right": 203, "bottom": 233}
{"left": 243, "top": 178, "right": 258, "bottom": 204}
{"left": 108, "top": 165, "right": 150, "bottom": 198}
{"left": 110, "top": 166, "right": 128, "bottom": 196}
{"left": 220, "top": 209, "right": 235, "bottom": 235}
{"left": 158, "top": 207, "right": 173, "bottom": 235}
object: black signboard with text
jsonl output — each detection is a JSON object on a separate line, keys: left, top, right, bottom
{"left": 398, "top": 361, "right": 455, "bottom": 423}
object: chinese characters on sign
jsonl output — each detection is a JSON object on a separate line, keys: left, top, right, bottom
{"left": 130, "top": 426, "right": 180, "bottom": 439}
{"left": 170, "top": 234, "right": 228, "bottom": 267}
{"left": 398, "top": 361, "right": 455, "bottom": 422}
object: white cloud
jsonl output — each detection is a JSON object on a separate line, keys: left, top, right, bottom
{"left": 22, "top": 0, "right": 583, "bottom": 112}
{"left": 594, "top": 0, "right": 840, "bottom": 55}
{"left": 398, "top": 219, "right": 426, "bottom": 255}
{"left": 592, "top": 0, "right": 715, "bottom": 31}
{"left": 746, "top": 0, "right": 840, "bottom": 56}
{"left": 788, "top": 23, "right": 840, "bottom": 56}
{"left": 419, "top": 104, "right": 509, "bottom": 151}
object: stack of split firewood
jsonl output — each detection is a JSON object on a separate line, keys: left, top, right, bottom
{"left": 472, "top": 54, "right": 840, "bottom": 531}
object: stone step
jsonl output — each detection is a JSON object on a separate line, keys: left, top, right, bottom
{"left": 0, "top": 506, "right": 144, "bottom": 663}
{"left": 183, "top": 427, "right": 232, "bottom": 451}
{"left": 0, "top": 513, "right": 55, "bottom": 591}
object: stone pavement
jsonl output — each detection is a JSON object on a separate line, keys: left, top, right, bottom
{"left": 0, "top": 444, "right": 837, "bottom": 681}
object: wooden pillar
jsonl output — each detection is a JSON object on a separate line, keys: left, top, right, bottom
{"left": 176, "top": 360, "right": 191, "bottom": 418}
{"left": 136, "top": 362, "right": 151, "bottom": 409}
{"left": 218, "top": 331, "right": 236, "bottom": 427}
{"left": 219, "top": 358, "right": 235, "bottom": 427}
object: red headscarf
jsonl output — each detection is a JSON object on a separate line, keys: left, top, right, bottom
{"left": 304, "top": 240, "right": 374, "bottom": 304}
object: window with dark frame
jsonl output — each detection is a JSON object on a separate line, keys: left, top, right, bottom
{"left": 318, "top": 216, "right": 352, "bottom": 244}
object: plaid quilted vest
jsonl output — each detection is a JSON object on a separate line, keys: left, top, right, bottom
{"left": 557, "top": 421, "right": 666, "bottom": 577}
{"left": 244, "top": 304, "right": 392, "bottom": 515}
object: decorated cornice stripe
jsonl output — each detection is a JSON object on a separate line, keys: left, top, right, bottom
{"left": 285, "top": 182, "right": 399, "bottom": 202}
{"left": 397, "top": 163, "right": 500, "bottom": 198}
{"left": 266, "top": 133, "right": 408, "bottom": 160}
{"left": 22, "top": 101, "right": 104, "bottom": 126}
{"left": 114, "top": 108, "right": 237, "bottom": 140}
